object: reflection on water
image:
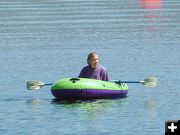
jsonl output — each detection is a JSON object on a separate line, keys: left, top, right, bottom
{"left": 139, "top": 0, "right": 162, "bottom": 37}
{"left": 51, "top": 98, "right": 128, "bottom": 120}
{"left": 26, "top": 98, "right": 43, "bottom": 108}
{"left": 144, "top": 98, "right": 157, "bottom": 111}
{"left": 1, "top": 0, "right": 180, "bottom": 134}
{"left": 139, "top": 0, "right": 162, "bottom": 9}
{"left": 144, "top": 99, "right": 158, "bottom": 118}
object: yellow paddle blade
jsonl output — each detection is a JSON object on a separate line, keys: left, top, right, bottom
{"left": 140, "top": 77, "right": 157, "bottom": 87}
{"left": 26, "top": 81, "right": 45, "bottom": 90}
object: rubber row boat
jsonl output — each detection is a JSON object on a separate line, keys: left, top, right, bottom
{"left": 27, "top": 77, "right": 157, "bottom": 100}
{"left": 51, "top": 78, "right": 128, "bottom": 100}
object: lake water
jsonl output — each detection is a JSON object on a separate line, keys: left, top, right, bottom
{"left": 0, "top": 0, "right": 180, "bottom": 135}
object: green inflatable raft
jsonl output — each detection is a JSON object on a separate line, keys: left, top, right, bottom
{"left": 51, "top": 78, "right": 128, "bottom": 99}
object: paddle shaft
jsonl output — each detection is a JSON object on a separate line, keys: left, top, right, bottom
{"left": 44, "top": 83, "right": 53, "bottom": 86}
{"left": 27, "top": 76, "right": 156, "bottom": 90}
{"left": 46, "top": 81, "right": 142, "bottom": 84}
{"left": 45, "top": 81, "right": 140, "bottom": 84}
{"left": 119, "top": 81, "right": 140, "bottom": 83}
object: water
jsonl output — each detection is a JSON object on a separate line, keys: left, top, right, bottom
{"left": 0, "top": 0, "right": 180, "bottom": 134}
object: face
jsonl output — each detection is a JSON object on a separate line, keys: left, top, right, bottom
{"left": 89, "top": 55, "right": 99, "bottom": 69}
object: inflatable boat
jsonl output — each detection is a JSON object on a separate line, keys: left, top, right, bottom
{"left": 51, "top": 78, "right": 128, "bottom": 99}
{"left": 27, "top": 76, "right": 157, "bottom": 100}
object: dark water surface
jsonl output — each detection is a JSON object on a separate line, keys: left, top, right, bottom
{"left": 0, "top": 0, "right": 180, "bottom": 135}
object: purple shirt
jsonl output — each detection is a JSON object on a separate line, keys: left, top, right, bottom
{"left": 78, "top": 64, "right": 110, "bottom": 81}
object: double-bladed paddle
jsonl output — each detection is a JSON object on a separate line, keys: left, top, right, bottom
{"left": 26, "top": 77, "right": 157, "bottom": 90}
